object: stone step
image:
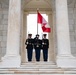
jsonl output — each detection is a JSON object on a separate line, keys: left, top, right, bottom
{"left": 20, "top": 66, "right": 59, "bottom": 69}
{"left": 0, "top": 63, "right": 63, "bottom": 74}
{"left": 64, "top": 71, "right": 76, "bottom": 74}
{"left": 64, "top": 68, "right": 76, "bottom": 71}
{"left": 20, "top": 65, "right": 58, "bottom": 69}
{"left": 14, "top": 71, "right": 64, "bottom": 74}
{"left": 0, "top": 68, "right": 76, "bottom": 74}
{"left": 0, "top": 62, "right": 76, "bottom": 74}
{"left": 0, "top": 71, "right": 14, "bottom": 74}
{"left": 63, "top": 68, "right": 76, "bottom": 74}
{"left": 0, "top": 69, "right": 64, "bottom": 74}
{"left": 21, "top": 62, "right": 56, "bottom": 65}
{"left": 0, "top": 68, "right": 63, "bottom": 71}
{"left": 21, "top": 62, "right": 58, "bottom": 69}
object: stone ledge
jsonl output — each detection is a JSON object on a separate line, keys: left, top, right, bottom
{"left": 56, "top": 55, "right": 76, "bottom": 68}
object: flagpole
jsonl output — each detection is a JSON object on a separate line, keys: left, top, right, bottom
{"left": 37, "top": 9, "right": 39, "bottom": 34}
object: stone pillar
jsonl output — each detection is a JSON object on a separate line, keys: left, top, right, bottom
{"left": 0, "top": 0, "right": 21, "bottom": 68}
{"left": 56, "top": 0, "right": 71, "bottom": 56}
{"left": 6, "top": 0, "right": 21, "bottom": 56}
{"left": 56, "top": 0, "right": 76, "bottom": 68}
{"left": 21, "top": 12, "right": 27, "bottom": 64}
{"left": 48, "top": 13, "right": 55, "bottom": 62}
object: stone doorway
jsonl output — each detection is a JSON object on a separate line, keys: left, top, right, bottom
{"left": 20, "top": 11, "right": 56, "bottom": 63}
{"left": 20, "top": 0, "right": 56, "bottom": 64}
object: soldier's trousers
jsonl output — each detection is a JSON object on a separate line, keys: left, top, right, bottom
{"left": 35, "top": 49, "right": 41, "bottom": 61}
{"left": 27, "top": 49, "right": 33, "bottom": 61}
{"left": 43, "top": 49, "right": 48, "bottom": 61}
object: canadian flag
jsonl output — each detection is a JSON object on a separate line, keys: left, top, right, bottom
{"left": 37, "top": 12, "right": 51, "bottom": 33}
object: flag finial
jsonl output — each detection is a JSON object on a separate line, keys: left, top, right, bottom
{"left": 37, "top": 8, "right": 39, "bottom": 12}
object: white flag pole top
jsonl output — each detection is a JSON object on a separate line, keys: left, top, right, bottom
{"left": 37, "top": 8, "right": 39, "bottom": 34}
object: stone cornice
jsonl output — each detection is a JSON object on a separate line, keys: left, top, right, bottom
{"left": 24, "top": 10, "right": 52, "bottom": 15}
{"left": 24, "top": 8, "right": 52, "bottom": 14}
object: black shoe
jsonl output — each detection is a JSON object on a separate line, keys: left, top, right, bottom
{"left": 28, "top": 60, "right": 32, "bottom": 62}
{"left": 36, "top": 60, "right": 40, "bottom": 62}
{"left": 44, "top": 60, "right": 47, "bottom": 62}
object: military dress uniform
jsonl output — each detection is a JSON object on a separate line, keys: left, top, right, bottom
{"left": 34, "top": 34, "right": 42, "bottom": 61}
{"left": 25, "top": 34, "right": 34, "bottom": 61}
{"left": 42, "top": 34, "right": 49, "bottom": 61}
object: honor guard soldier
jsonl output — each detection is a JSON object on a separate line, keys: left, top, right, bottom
{"left": 25, "top": 34, "right": 33, "bottom": 62}
{"left": 34, "top": 34, "right": 42, "bottom": 61}
{"left": 42, "top": 34, "right": 49, "bottom": 61}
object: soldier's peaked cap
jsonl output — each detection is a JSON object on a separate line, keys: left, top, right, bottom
{"left": 43, "top": 34, "right": 47, "bottom": 36}
{"left": 36, "top": 34, "right": 39, "bottom": 36}
{"left": 28, "top": 34, "right": 32, "bottom": 36}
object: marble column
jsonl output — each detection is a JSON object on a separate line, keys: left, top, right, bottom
{"left": 56, "top": 0, "right": 71, "bottom": 56}
{"left": 48, "top": 13, "right": 55, "bottom": 62}
{"left": 6, "top": 0, "right": 21, "bottom": 56}
{"left": 21, "top": 12, "right": 27, "bottom": 64}
{"left": 56, "top": 0, "right": 76, "bottom": 68}
{"left": 0, "top": 0, "right": 21, "bottom": 68}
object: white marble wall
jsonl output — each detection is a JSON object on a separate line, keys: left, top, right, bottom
{"left": 0, "top": 0, "right": 8, "bottom": 57}
{"left": 68, "top": 0, "right": 76, "bottom": 56}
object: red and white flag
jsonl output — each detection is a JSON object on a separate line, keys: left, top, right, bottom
{"left": 37, "top": 12, "right": 51, "bottom": 33}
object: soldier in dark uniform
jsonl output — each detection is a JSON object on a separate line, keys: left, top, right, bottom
{"left": 34, "top": 34, "right": 42, "bottom": 61}
{"left": 42, "top": 34, "right": 49, "bottom": 61}
{"left": 25, "top": 34, "right": 33, "bottom": 62}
